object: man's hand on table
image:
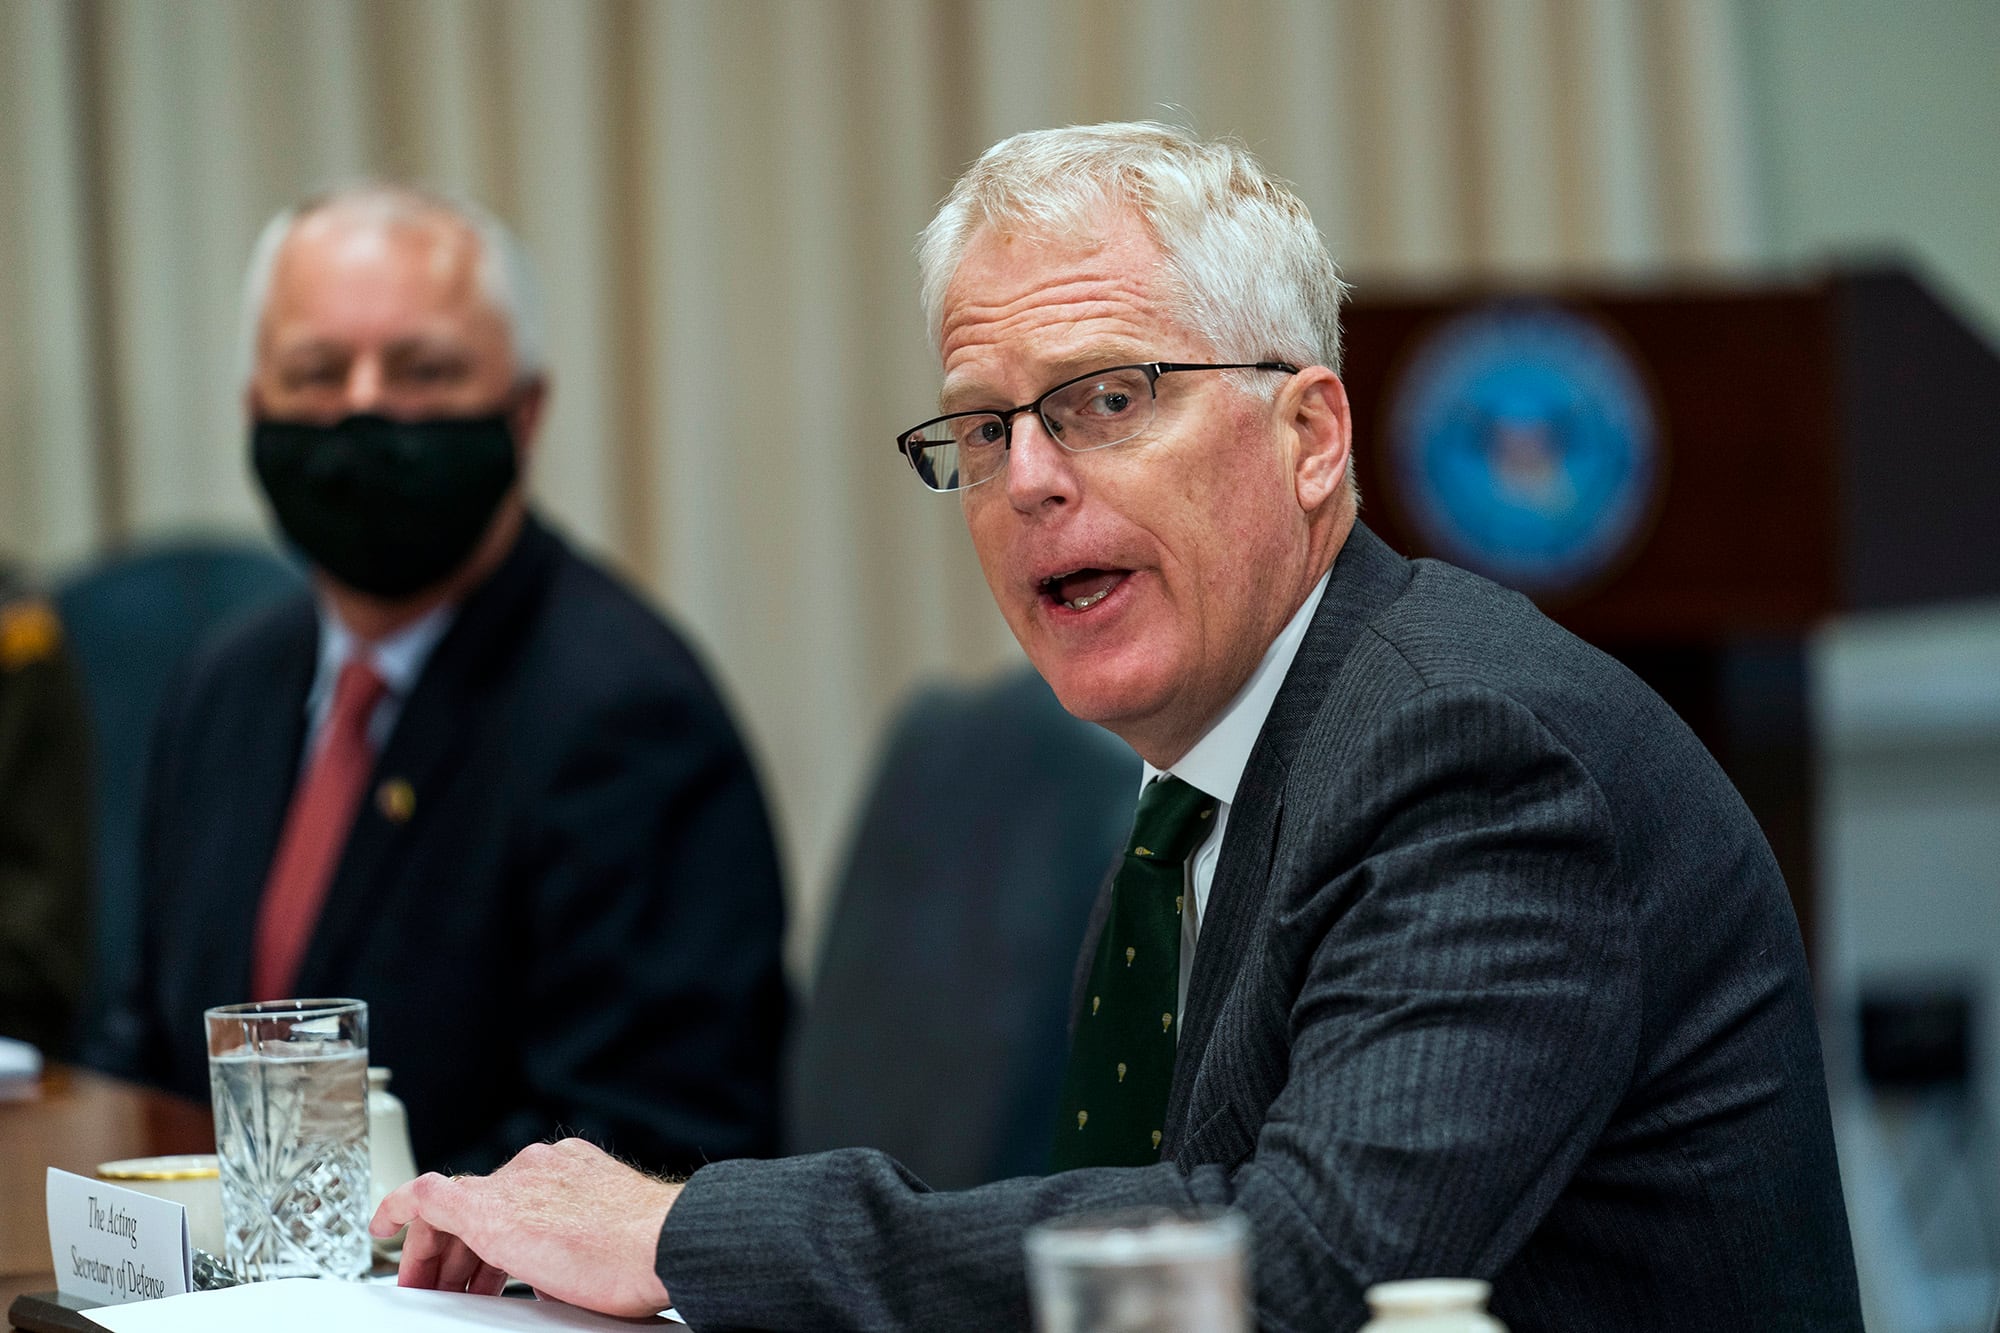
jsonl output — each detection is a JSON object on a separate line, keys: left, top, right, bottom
{"left": 369, "top": 1137, "right": 680, "bottom": 1317}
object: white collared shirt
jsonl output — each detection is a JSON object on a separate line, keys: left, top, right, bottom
{"left": 1143, "top": 570, "right": 1331, "bottom": 1022}
{"left": 302, "top": 601, "right": 457, "bottom": 764}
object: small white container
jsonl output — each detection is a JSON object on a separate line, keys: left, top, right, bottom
{"left": 367, "top": 1066, "right": 418, "bottom": 1246}
{"left": 1360, "top": 1278, "right": 1507, "bottom": 1333}
{"left": 96, "top": 1155, "right": 224, "bottom": 1258}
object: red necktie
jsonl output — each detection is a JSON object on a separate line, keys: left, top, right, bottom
{"left": 251, "top": 657, "right": 390, "bottom": 1001}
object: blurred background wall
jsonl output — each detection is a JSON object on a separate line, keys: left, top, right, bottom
{"left": 1744, "top": 13, "right": 2000, "bottom": 1330}
{"left": 0, "top": 0, "right": 1799, "bottom": 962}
{"left": 2, "top": 2, "right": 1997, "bottom": 1322}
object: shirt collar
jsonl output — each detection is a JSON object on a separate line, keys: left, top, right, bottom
{"left": 1143, "top": 569, "right": 1331, "bottom": 804}
{"left": 310, "top": 599, "right": 458, "bottom": 708}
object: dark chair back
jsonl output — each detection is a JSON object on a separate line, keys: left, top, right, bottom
{"left": 54, "top": 539, "right": 302, "bottom": 1028}
{"left": 788, "top": 667, "right": 1139, "bottom": 1187}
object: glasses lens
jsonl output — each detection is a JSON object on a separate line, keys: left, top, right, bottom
{"left": 905, "top": 414, "right": 1007, "bottom": 491}
{"left": 1043, "top": 367, "right": 1155, "bottom": 452}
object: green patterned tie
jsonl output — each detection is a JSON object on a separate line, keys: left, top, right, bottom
{"left": 1050, "top": 774, "right": 1218, "bottom": 1170}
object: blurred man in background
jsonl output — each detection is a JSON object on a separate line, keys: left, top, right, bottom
{"left": 88, "top": 184, "right": 789, "bottom": 1176}
{"left": 374, "top": 125, "right": 1859, "bottom": 1331}
{"left": 0, "top": 563, "right": 91, "bottom": 1055}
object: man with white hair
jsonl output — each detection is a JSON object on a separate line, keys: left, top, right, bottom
{"left": 375, "top": 126, "right": 1860, "bottom": 1329}
{"left": 90, "top": 184, "right": 790, "bottom": 1178}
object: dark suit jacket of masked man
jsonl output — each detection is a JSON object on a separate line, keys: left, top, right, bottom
{"left": 90, "top": 513, "right": 790, "bottom": 1176}
{"left": 655, "top": 523, "right": 1861, "bottom": 1332}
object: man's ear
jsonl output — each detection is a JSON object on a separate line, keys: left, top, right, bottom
{"left": 1284, "top": 367, "right": 1351, "bottom": 514}
{"left": 510, "top": 377, "right": 550, "bottom": 469}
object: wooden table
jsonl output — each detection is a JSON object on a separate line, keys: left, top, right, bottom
{"left": 1, "top": 1066, "right": 211, "bottom": 1318}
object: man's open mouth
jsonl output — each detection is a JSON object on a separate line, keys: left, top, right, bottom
{"left": 1040, "top": 568, "right": 1128, "bottom": 612}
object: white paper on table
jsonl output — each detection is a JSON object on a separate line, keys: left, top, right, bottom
{"left": 81, "top": 1280, "right": 686, "bottom": 1329}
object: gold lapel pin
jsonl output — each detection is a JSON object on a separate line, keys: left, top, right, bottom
{"left": 376, "top": 777, "right": 416, "bottom": 824}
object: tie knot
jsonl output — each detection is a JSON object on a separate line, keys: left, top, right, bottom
{"left": 1127, "top": 775, "right": 1218, "bottom": 865}
{"left": 329, "top": 656, "right": 390, "bottom": 735}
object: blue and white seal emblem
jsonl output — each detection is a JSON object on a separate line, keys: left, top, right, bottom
{"left": 1387, "top": 304, "right": 1661, "bottom": 595}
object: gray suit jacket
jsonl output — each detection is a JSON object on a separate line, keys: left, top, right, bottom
{"left": 660, "top": 523, "right": 1861, "bottom": 1332}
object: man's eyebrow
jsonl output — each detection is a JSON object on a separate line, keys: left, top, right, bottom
{"left": 938, "top": 349, "right": 1149, "bottom": 414}
{"left": 937, "top": 378, "right": 1001, "bottom": 415}
{"left": 266, "top": 343, "right": 352, "bottom": 380}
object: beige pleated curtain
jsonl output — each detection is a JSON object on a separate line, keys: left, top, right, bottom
{"left": 0, "top": 0, "right": 1761, "bottom": 974}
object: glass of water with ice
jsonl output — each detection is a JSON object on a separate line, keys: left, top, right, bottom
{"left": 204, "top": 998, "right": 371, "bottom": 1281}
{"left": 1025, "top": 1206, "right": 1251, "bottom": 1333}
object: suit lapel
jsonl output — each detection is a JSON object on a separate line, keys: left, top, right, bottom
{"left": 1163, "top": 522, "right": 1411, "bottom": 1143}
{"left": 291, "top": 517, "right": 561, "bottom": 993}
{"left": 211, "top": 603, "right": 319, "bottom": 998}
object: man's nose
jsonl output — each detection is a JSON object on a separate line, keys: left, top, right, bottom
{"left": 1004, "top": 412, "right": 1080, "bottom": 513}
{"left": 342, "top": 359, "right": 387, "bottom": 414}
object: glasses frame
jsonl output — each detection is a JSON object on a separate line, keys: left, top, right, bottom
{"left": 895, "top": 360, "right": 1300, "bottom": 493}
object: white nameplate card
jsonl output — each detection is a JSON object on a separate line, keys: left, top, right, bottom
{"left": 46, "top": 1168, "right": 194, "bottom": 1305}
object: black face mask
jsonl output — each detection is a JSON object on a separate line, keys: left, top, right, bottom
{"left": 251, "top": 412, "right": 520, "bottom": 599}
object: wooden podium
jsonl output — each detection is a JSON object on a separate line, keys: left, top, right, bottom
{"left": 1341, "top": 266, "right": 2000, "bottom": 954}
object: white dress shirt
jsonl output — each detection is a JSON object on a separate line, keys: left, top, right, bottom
{"left": 1143, "top": 570, "right": 1331, "bottom": 1022}
{"left": 302, "top": 601, "right": 457, "bottom": 765}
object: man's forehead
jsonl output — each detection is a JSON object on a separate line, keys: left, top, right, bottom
{"left": 936, "top": 214, "right": 1183, "bottom": 401}
{"left": 275, "top": 210, "right": 482, "bottom": 303}
{"left": 946, "top": 209, "right": 1156, "bottom": 294}
{"left": 261, "top": 211, "right": 500, "bottom": 345}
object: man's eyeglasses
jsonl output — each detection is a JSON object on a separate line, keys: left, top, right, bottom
{"left": 895, "top": 361, "right": 1299, "bottom": 493}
